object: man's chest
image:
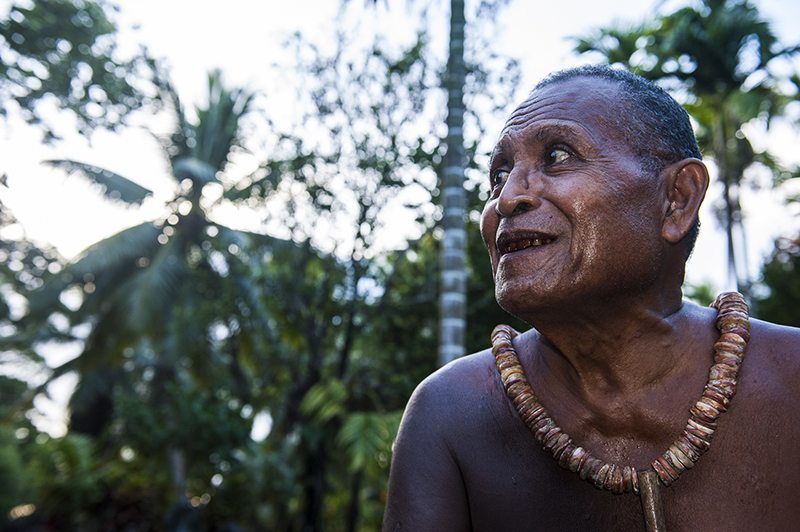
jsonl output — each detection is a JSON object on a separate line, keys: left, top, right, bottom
{"left": 452, "top": 391, "right": 800, "bottom": 531}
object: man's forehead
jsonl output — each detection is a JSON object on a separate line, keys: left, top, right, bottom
{"left": 496, "top": 77, "right": 625, "bottom": 144}
{"left": 491, "top": 76, "right": 626, "bottom": 159}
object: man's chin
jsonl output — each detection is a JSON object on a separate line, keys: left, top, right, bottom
{"left": 495, "top": 283, "right": 545, "bottom": 324}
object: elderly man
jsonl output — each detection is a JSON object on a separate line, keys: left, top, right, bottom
{"left": 383, "top": 66, "right": 800, "bottom": 531}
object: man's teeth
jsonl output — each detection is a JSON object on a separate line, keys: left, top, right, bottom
{"left": 506, "top": 238, "right": 553, "bottom": 252}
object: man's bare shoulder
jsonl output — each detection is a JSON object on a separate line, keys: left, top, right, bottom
{"left": 419, "top": 327, "right": 542, "bottom": 395}
{"left": 746, "top": 317, "right": 800, "bottom": 392}
{"left": 404, "top": 347, "right": 501, "bottom": 426}
{"left": 748, "top": 318, "right": 800, "bottom": 366}
{"left": 733, "top": 318, "right": 800, "bottom": 446}
{"left": 383, "top": 348, "right": 512, "bottom": 532}
{"left": 420, "top": 347, "right": 497, "bottom": 390}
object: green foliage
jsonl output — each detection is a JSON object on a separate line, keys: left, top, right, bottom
{"left": 0, "top": 429, "right": 27, "bottom": 517}
{"left": 115, "top": 380, "right": 252, "bottom": 465}
{"left": 23, "top": 433, "right": 103, "bottom": 527}
{"left": 238, "top": 31, "right": 439, "bottom": 250}
{"left": 337, "top": 411, "right": 400, "bottom": 475}
{"left": 0, "top": 394, "right": 30, "bottom": 518}
{"left": 0, "top": 200, "right": 60, "bottom": 299}
{"left": 754, "top": 236, "right": 800, "bottom": 326}
{"left": 0, "top": 6, "right": 523, "bottom": 530}
{"left": 4, "top": 71, "right": 279, "bottom": 527}
{"left": 683, "top": 282, "right": 717, "bottom": 307}
{"left": 0, "top": 199, "right": 60, "bottom": 387}
{"left": 166, "top": 70, "right": 255, "bottom": 176}
{"left": 301, "top": 380, "right": 348, "bottom": 424}
{"left": 0, "top": 0, "right": 163, "bottom": 141}
{"left": 43, "top": 159, "right": 154, "bottom": 205}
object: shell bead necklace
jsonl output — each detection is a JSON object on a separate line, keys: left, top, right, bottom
{"left": 491, "top": 292, "right": 750, "bottom": 531}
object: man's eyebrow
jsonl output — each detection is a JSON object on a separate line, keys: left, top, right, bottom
{"left": 488, "top": 144, "right": 506, "bottom": 170}
{"left": 497, "top": 120, "right": 595, "bottom": 152}
{"left": 534, "top": 122, "right": 586, "bottom": 140}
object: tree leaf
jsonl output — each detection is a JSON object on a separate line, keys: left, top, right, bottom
{"left": 172, "top": 157, "right": 218, "bottom": 186}
{"left": 44, "top": 159, "right": 153, "bottom": 205}
{"left": 24, "top": 222, "right": 161, "bottom": 321}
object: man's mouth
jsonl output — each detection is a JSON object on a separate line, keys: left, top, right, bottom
{"left": 496, "top": 232, "right": 556, "bottom": 255}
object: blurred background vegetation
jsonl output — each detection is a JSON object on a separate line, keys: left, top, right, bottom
{"left": 0, "top": 0, "right": 798, "bottom": 530}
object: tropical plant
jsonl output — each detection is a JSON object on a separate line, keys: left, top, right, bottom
{"left": 350, "top": 0, "right": 517, "bottom": 367}
{"left": 228, "top": 31, "right": 440, "bottom": 530}
{"left": 575, "top": 0, "right": 800, "bottom": 290}
{"left": 7, "top": 70, "right": 286, "bottom": 525}
{"left": 227, "top": 25, "right": 519, "bottom": 527}
{"left": 440, "top": 0, "right": 468, "bottom": 366}
{"left": 3, "top": 6, "right": 522, "bottom": 527}
{"left": 754, "top": 235, "right": 800, "bottom": 326}
{"left": 0, "top": 0, "right": 162, "bottom": 141}
{"left": 0, "top": 197, "right": 62, "bottom": 383}
{"left": 0, "top": 375, "right": 34, "bottom": 519}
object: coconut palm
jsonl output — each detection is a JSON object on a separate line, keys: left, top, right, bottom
{"left": 575, "top": 0, "right": 800, "bottom": 290}
{"left": 11, "top": 70, "right": 289, "bottom": 519}
{"left": 439, "top": 0, "right": 468, "bottom": 366}
{"left": 354, "top": 0, "right": 469, "bottom": 366}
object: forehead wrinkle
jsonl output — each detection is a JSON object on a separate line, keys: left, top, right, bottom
{"left": 503, "top": 80, "right": 622, "bottom": 136}
{"left": 504, "top": 97, "right": 570, "bottom": 131}
{"left": 494, "top": 84, "right": 618, "bottom": 161}
{"left": 498, "top": 119, "right": 597, "bottom": 150}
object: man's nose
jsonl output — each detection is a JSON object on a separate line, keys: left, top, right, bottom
{"left": 494, "top": 169, "right": 542, "bottom": 217}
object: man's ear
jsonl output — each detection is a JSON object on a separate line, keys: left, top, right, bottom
{"left": 661, "top": 158, "right": 709, "bottom": 244}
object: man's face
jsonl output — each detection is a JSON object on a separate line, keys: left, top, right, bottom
{"left": 480, "top": 77, "right": 667, "bottom": 316}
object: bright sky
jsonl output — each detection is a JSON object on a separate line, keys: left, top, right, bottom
{"left": 1, "top": 1, "right": 799, "bottom": 436}
{"left": 2, "top": 0, "right": 799, "bottom": 291}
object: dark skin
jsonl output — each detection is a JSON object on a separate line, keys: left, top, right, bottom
{"left": 383, "top": 77, "right": 800, "bottom": 531}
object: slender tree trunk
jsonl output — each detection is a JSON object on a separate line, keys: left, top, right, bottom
{"left": 738, "top": 205, "right": 750, "bottom": 285}
{"left": 337, "top": 260, "right": 362, "bottom": 379}
{"left": 714, "top": 116, "right": 741, "bottom": 290}
{"left": 345, "top": 471, "right": 363, "bottom": 532}
{"left": 295, "top": 330, "right": 329, "bottom": 532}
{"left": 302, "top": 437, "right": 327, "bottom": 532}
{"left": 168, "top": 447, "right": 188, "bottom": 503}
{"left": 723, "top": 180, "right": 739, "bottom": 287}
{"left": 166, "top": 446, "right": 193, "bottom": 530}
{"left": 439, "top": 0, "right": 467, "bottom": 366}
{"left": 153, "top": 364, "right": 190, "bottom": 521}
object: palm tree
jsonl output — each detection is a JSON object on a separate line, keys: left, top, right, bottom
{"left": 439, "top": 0, "right": 467, "bottom": 366}
{"left": 575, "top": 0, "right": 800, "bottom": 290}
{"left": 13, "top": 71, "right": 286, "bottom": 519}
{"left": 350, "top": 0, "right": 468, "bottom": 366}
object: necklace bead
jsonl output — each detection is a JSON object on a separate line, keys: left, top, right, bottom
{"left": 491, "top": 292, "right": 750, "bottom": 492}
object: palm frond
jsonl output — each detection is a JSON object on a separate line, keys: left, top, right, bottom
{"left": 44, "top": 159, "right": 153, "bottom": 205}
{"left": 192, "top": 70, "right": 258, "bottom": 171}
{"left": 25, "top": 222, "right": 161, "bottom": 320}
{"left": 337, "top": 411, "right": 402, "bottom": 473}
{"left": 172, "top": 157, "right": 218, "bottom": 186}
{"left": 125, "top": 237, "right": 187, "bottom": 333}
{"left": 160, "top": 72, "right": 257, "bottom": 180}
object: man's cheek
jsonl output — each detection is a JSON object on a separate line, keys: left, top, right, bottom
{"left": 479, "top": 205, "right": 497, "bottom": 248}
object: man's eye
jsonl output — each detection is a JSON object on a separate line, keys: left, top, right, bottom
{"left": 491, "top": 170, "right": 510, "bottom": 191}
{"left": 545, "top": 147, "right": 570, "bottom": 165}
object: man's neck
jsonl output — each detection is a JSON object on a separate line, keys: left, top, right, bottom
{"left": 512, "top": 294, "right": 719, "bottom": 464}
{"left": 536, "top": 300, "right": 686, "bottom": 391}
